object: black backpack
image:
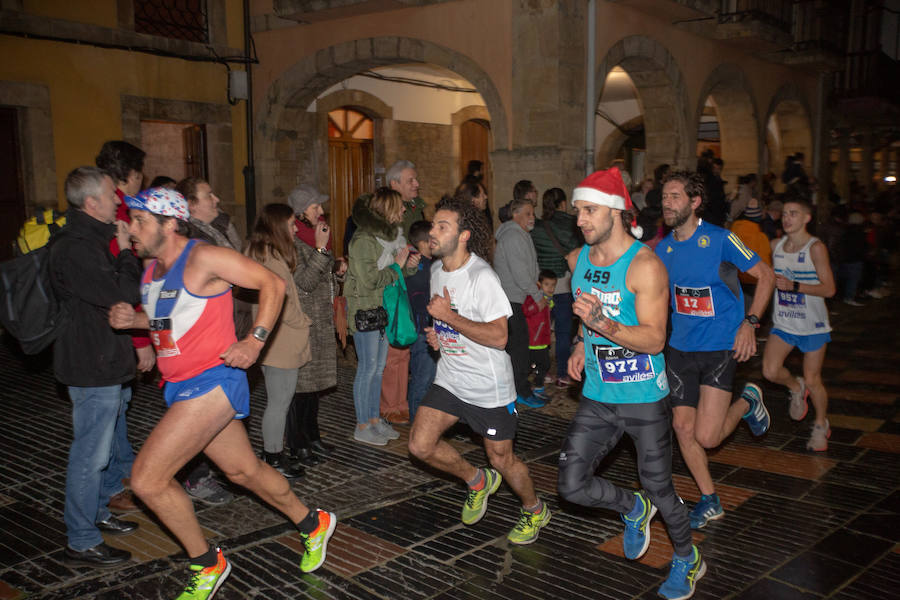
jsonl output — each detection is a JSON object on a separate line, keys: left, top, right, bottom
{"left": 0, "top": 229, "right": 68, "bottom": 354}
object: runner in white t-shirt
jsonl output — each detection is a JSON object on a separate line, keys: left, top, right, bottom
{"left": 408, "top": 197, "right": 550, "bottom": 546}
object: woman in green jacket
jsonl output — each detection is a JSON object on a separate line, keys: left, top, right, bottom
{"left": 345, "top": 188, "right": 419, "bottom": 445}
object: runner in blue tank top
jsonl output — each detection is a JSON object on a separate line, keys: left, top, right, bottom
{"left": 655, "top": 171, "right": 775, "bottom": 530}
{"left": 557, "top": 168, "right": 704, "bottom": 600}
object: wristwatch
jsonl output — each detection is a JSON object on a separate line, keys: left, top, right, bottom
{"left": 315, "top": 247, "right": 330, "bottom": 255}
{"left": 744, "top": 314, "right": 760, "bottom": 329}
{"left": 251, "top": 326, "right": 270, "bottom": 342}
{"left": 792, "top": 281, "right": 800, "bottom": 293}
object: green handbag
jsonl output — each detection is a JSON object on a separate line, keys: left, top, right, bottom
{"left": 383, "top": 264, "right": 418, "bottom": 347}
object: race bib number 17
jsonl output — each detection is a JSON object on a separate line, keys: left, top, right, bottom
{"left": 675, "top": 285, "right": 715, "bottom": 317}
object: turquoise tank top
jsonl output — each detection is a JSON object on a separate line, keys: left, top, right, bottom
{"left": 572, "top": 241, "right": 669, "bottom": 404}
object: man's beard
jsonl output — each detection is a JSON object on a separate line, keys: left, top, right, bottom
{"left": 586, "top": 218, "right": 614, "bottom": 246}
{"left": 431, "top": 236, "right": 458, "bottom": 259}
{"left": 664, "top": 205, "right": 693, "bottom": 229}
{"left": 134, "top": 231, "right": 164, "bottom": 258}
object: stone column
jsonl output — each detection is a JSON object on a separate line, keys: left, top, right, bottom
{"left": 836, "top": 130, "right": 850, "bottom": 202}
{"left": 861, "top": 127, "right": 874, "bottom": 196}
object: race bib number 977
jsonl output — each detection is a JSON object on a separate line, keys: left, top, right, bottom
{"left": 675, "top": 285, "right": 715, "bottom": 317}
{"left": 593, "top": 345, "right": 656, "bottom": 384}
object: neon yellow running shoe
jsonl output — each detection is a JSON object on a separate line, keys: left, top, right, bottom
{"left": 175, "top": 547, "right": 231, "bottom": 600}
{"left": 300, "top": 509, "right": 337, "bottom": 573}
{"left": 507, "top": 503, "right": 551, "bottom": 545}
{"left": 461, "top": 468, "right": 502, "bottom": 525}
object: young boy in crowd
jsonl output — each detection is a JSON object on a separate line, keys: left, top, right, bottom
{"left": 406, "top": 220, "right": 438, "bottom": 422}
{"left": 523, "top": 270, "right": 557, "bottom": 401}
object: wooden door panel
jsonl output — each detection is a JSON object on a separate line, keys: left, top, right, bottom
{"left": 0, "top": 107, "right": 25, "bottom": 260}
{"left": 460, "top": 119, "right": 492, "bottom": 197}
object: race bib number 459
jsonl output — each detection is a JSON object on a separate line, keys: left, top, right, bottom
{"left": 675, "top": 285, "right": 715, "bottom": 317}
{"left": 593, "top": 345, "right": 655, "bottom": 384}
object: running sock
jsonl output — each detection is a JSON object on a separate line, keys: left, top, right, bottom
{"left": 625, "top": 494, "right": 644, "bottom": 519}
{"left": 674, "top": 549, "right": 694, "bottom": 562}
{"left": 297, "top": 509, "right": 320, "bottom": 535}
{"left": 190, "top": 544, "right": 218, "bottom": 568}
{"left": 523, "top": 499, "right": 544, "bottom": 514}
{"left": 467, "top": 468, "right": 485, "bottom": 490}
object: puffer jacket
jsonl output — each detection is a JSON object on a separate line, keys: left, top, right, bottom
{"left": 530, "top": 210, "right": 581, "bottom": 278}
{"left": 345, "top": 195, "right": 411, "bottom": 333}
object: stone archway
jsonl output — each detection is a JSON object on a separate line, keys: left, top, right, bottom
{"left": 764, "top": 84, "right": 814, "bottom": 184}
{"left": 256, "top": 37, "right": 508, "bottom": 204}
{"left": 695, "top": 63, "right": 760, "bottom": 185}
{"left": 596, "top": 114, "right": 644, "bottom": 170}
{"left": 595, "top": 35, "right": 692, "bottom": 172}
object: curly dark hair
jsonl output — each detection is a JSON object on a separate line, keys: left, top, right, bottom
{"left": 95, "top": 141, "right": 145, "bottom": 184}
{"left": 434, "top": 196, "right": 492, "bottom": 262}
{"left": 662, "top": 170, "right": 706, "bottom": 215}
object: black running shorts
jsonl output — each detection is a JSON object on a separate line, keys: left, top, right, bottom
{"left": 421, "top": 384, "right": 518, "bottom": 441}
{"left": 666, "top": 348, "right": 736, "bottom": 408}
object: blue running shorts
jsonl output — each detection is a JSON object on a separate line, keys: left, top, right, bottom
{"left": 771, "top": 329, "right": 831, "bottom": 353}
{"left": 163, "top": 363, "right": 250, "bottom": 419}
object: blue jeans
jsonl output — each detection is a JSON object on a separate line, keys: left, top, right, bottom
{"left": 551, "top": 292, "right": 574, "bottom": 376}
{"left": 407, "top": 333, "right": 437, "bottom": 422}
{"left": 838, "top": 262, "right": 863, "bottom": 301}
{"left": 353, "top": 329, "right": 388, "bottom": 425}
{"left": 64, "top": 384, "right": 132, "bottom": 551}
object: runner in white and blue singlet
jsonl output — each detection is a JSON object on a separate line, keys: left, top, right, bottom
{"left": 762, "top": 196, "right": 836, "bottom": 451}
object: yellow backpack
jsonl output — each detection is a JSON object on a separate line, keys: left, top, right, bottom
{"left": 16, "top": 209, "right": 66, "bottom": 255}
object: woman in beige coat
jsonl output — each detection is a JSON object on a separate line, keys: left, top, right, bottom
{"left": 246, "top": 203, "right": 312, "bottom": 479}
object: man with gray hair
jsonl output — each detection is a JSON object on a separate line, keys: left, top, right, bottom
{"left": 387, "top": 159, "right": 425, "bottom": 239}
{"left": 494, "top": 197, "right": 545, "bottom": 408}
{"left": 50, "top": 166, "right": 145, "bottom": 567}
{"left": 378, "top": 160, "right": 426, "bottom": 425}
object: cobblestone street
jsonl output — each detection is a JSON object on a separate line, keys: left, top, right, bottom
{"left": 1, "top": 297, "right": 898, "bottom": 600}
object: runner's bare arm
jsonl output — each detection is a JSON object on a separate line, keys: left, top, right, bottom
{"left": 796, "top": 241, "right": 836, "bottom": 298}
{"left": 427, "top": 287, "right": 508, "bottom": 349}
{"left": 733, "top": 260, "right": 775, "bottom": 362}
{"left": 573, "top": 250, "right": 669, "bottom": 355}
{"left": 109, "top": 302, "right": 150, "bottom": 330}
{"left": 190, "top": 244, "right": 286, "bottom": 368}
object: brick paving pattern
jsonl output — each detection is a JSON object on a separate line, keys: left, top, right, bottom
{"left": 0, "top": 297, "right": 898, "bottom": 599}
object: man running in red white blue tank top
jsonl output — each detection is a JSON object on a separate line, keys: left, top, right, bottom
{"left": 558, "top": 168, "right": 704, "bottom": 600}
{"left": 108, "top": 187, "right": 335, "bottom": 600}
{"left": 655, "top": 171, "right": 775, "bottom": 531}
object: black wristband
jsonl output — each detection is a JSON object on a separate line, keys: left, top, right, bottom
{"left": 792, "top": 281, "right": 800, "bottom": 293}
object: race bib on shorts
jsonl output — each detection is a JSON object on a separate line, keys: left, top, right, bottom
{"left": 675, "top": 285, "right": 715, "bottom": 317}
{"left": 149, "top": 318, "right": 180, "bottom": 358}
{"left": 593, "top": 345, "right": 656, "bottom": 384}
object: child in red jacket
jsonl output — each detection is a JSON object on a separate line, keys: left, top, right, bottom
{"left": 523, "top": 270, "right": 557, "bottom": 401}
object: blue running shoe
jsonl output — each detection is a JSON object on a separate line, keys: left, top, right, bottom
{"left": 532, "top": 387, "right": 550, "bottom": 402}
{"left": 689, "top": 494, "right": 723, "bottom": 529}
{"left": 621, "top": 491, "right": 657, "bottom": 560}
{"left": 516, "top": 395, "right": 546, "bottom": 409}
{"left": 741, "top": 382, "right": 769, "bottom": 436}
{"left": 658, "top": 545, "right": 707, "bottom": 600}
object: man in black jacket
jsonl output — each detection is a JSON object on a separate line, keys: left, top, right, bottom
{"left": 50, "top": 166, "right": 144, "bottom": 567}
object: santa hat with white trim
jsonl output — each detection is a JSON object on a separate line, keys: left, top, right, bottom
{"left": 572, "top": 167, "right": 643, "bottom": 239}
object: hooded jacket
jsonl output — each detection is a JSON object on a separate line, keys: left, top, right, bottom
{"left": 345, "top": 194, "right": 411, "bottom": 333}
{"left": 493, "top": 219, "right": 541, "bottom": 305}
{"left": 49, "top": 208, "right": 142, "bottom": 387}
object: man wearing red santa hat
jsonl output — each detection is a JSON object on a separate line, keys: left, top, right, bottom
{"left": 558, "top": 167, "right": 705, "bottom": 600}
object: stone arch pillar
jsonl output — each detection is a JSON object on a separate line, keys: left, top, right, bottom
{"left": 595, "top": 35, "right": 692, "bottom": 172}
{"left": 764, "top": 84, "right": 814, "bottom": 188}
{"left": 0, "top": 81, "right": 56, "bottom": 211}
{"left": 256, "top": 37, "right": 508, "bottom": 205}
{"left": 695, "top": 63, "right": 760, "bottom": 188}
